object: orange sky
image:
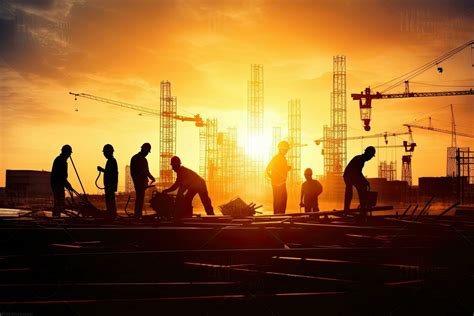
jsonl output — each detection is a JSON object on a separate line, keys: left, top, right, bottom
{"left": 0, "top": 0, "right": 473, "bottom": 193}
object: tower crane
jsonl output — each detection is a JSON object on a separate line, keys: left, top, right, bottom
{"left": 315, "top": 130, "right": 413, "bottom": 146}
{"left": 69, "top": 92, "right": 205, "bottom": 127}
{"left": 352, "top": 40, "right": 474, "bottom": 131}
{"left": 403, "top": 121, "right": 474, "bottom": 139}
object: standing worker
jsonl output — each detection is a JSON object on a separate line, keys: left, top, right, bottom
{"left": 130, "top": 143, "right": 155, "bottom": 218}
{"left": 162, "top": 156, "right": 214, "bottom": 217}
{"left": 266, "top": 141, "right": 291, "bottom": 214}
{"left": 299, "top": 168, "right": 323, "bottom": 213}
{"left": 50, "top": 145, "right": 74, "bottom": 217}
{"left": 97, "top": 144, "right": 118, "bottom": 217}
{"left": 343, "top": 146, "right": 376, "bottom": 211}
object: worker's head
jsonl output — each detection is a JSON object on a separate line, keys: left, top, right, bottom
{"left": 363, "top": 146, "right": 376, "bottom": 160}
{"left": 61, "top": 144, "right": 72, "bottom": 158}
{"left": 278, "top": 141, "right": 290, "bottom": 155}
{"left": 102, "top": 144, "right": 114, "bottom": 158}
{"left": 170, "top": 156, "right": 181, "bottom": 172}
{"left": 141, "top": 143, "right": 151, "bottom": 156}
{"left": 304, "top": 168, "right": 313, "bottom": 180}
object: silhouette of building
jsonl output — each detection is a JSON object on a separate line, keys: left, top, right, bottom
{"left": 288, "top": 99, "right": 301, "bottom": 202}
{"left": 124, "top": 165, "right": 133, "bottom": 193}
{"left": 160, "top": 81, "right": 177, "bottom": 190}
{"left": 378, "top": 161, "right": 397, "bottom": 181}
{"left": 5, "top": 170, "right": 52, "bottom": 197}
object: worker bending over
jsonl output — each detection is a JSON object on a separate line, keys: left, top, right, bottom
{"left": 266, "top": 141, "right": 291, "bottom": 214}
{"left": 299, "top": 168, "right": 323, "bottom": 213}
{"left": 343, "top": 146, "right": 376, "bottom": 211}
{"left": 162, "top": 156, "right": 214, "bottom": 217}
{"left": 97, "top": 144, "right": 118, "bottom": 217}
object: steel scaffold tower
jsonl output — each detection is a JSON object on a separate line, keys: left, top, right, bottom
{"left": 272, "top": 126, "right": 282, "bottom": 156}
{"left": 288, "top": 99, "right": 301, "bottom": 199}
{"left": 247, "top": 64, "right": 264, "bottom": 191}
{"left": 160, "top": 81, "right": 177, "bottom": 189}
{"left": 378, "top": 161, "right": 397, "bottom": 181}
{"left": 216, "top": 128, "right": 239, "bottom": 200}
{"left": 331, "top": 55, "right": 347, "bottom": 175}
{"left": 401, "top": 155, "right": 412, "bottom": 185}
{"left": 199, "top": 119, "right": 218, "bottom": 180}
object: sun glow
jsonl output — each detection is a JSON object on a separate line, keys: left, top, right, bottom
{"left": 245, "top": 134, "right": 272, "bottom": 160}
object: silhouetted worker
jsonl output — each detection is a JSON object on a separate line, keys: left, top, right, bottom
{"left": 162, "top": 156, "right": 214, "bottom": 217}
{"left": 97, "top": 144, "right": 118, "bottom": 217}
{"left": 50, "top": 145, "right": 73, "bottom": 217}
{"left": 299, "top": 168, "right": 323, "bottom": 213}
{"left": 343, "top": 146, "right": 376, "bottom": 211}
{"left": 266, "top": 141, "right": 291, "bottom": 214}
{"left": 130, "top": 143, "right": 155, "bottom": 218}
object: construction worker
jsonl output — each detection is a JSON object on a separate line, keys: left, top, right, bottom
{"left": 299, "top": 168, "right": 323, "bottom": 213}
{"left": 97, "top": 144, "right": 118, "bottom": 217}
{"left": 266, "top": 141, "right": 291, "bottom": 214}
{"left": 50, "top": 145, "right": 74, "bottom": 217}
{"left": 130, "top": 143, "right": 155, "bottom": 218}
{"left": 343, "top": 146, "right": 376, "bottom": 211}
{"left": 162, "top": 156, "right": 214, "bottom": 217}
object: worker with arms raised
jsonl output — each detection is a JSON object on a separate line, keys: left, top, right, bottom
{"left": 343, "top": 146, "right": 376, "bottom": 211}
{"left": 162, "top": 156, "right": 214, "bottom": 217}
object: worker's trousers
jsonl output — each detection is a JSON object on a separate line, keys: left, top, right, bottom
{"left": 176, "top": 183, "right": 214, "bottom": 217}
{"left": 52, "top": 186, "right": 65, "bottom": 217}
{"left": 272, "top": 184, "right": 287, "bottom": 214}
{"left": 105, "top": 190, "right": 117, "bottom": 217}
{"left": 134, "top": 187, "right": 145, "bottom": 218}
{"left": 304, "top": 199, "right": 319, "bottom": 213}
{"left": 344, "top": 178, "right": 368, "bottom": 211}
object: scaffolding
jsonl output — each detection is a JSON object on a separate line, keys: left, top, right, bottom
{"left": 215, "top": 128, "right": 239, "bottom": 201}
{"left": 288, "top": 99, "right": 302, "bottom": 201}
{"left": 247, "top": 64, "right": 264, "bottom": 192}
{"left": 378, "top": 161, "right": 397, "bottom": 181}
{"left": 159, "top": 81, "right": 177, "bottom": 189}
{"left": 323, "top": 56, "right": 347, "bottom": 176}
{"left": 401, "top": 155, "right": 413, "bottom": 186}
{"left": 199, "top": 119, "right": 218, "bottom": 180}
{"left": 272, "top": 126, "right": 282, "bottom": 157}
{"left": 124, "top": 165, "right": 133, "bottom": 193}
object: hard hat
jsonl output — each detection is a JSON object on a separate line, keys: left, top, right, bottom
{"left": 141, "top": 143, "right": 151, "bottom": 152}
{"left": 61, "top": 144, "right": 72, "bottom": 154}
{"left": 278, "top": 140, "right": 290, "bottom": 149}
{"left": 365, "top": 146, "right": 376, "bottom": 156}
{"left": 103, "top": 144, "right": 114, "bottom": 152}
{"left": 171, "top": 156, "right": 181, "bottom": 165}
{"left": 304, "top": 168, "right": 313, "bottom": 175}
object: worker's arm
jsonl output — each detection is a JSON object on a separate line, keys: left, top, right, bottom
{"left": 265, "top": 158, "right": 273, "bottom": 178}
{"left": 299, "top": 186, "right": 304, "bottom": 207}
{"left": 144, "top": 160, "right": 155, "bottom": 183}
{"left": 163, "top": 171, "right": 181, "bottom": 193}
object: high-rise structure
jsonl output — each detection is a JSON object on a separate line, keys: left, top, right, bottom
{"left": 378, "top": 161, "right": 397, "bottom": 181}
{"left": 159, "top": 81, "right": 177, "bottom": 189}
{"left": 247, "top": 64, "right": 264, "bottom": 193}
{"left": 271, "top": 126, "right": 282, "bottom": 158}
{"left": 288, "top": 99, "right": 301, "bottom": 201}
{"left": 125, "top": 165, "right": 133, "bottom": 193}
{"left": 323, "top": 56, "right": 347, "bottom": 176}
{"left": 401, "top": 155, "right": 412, "bottom": 186}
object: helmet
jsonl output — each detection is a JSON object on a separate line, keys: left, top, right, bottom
{"left": 304, "top": 168, "right": 313, "bottom": 175}
{"left": 61, "top": 144, "right": 72, "bottom": 154}
{"left": 364, "top": 146, "right": 376, "bottom": 156}
{"left": 278, "top": 141, "right": 290, "bottom": 150}
{"left": 171, "top": 156, "right": 181, "bottom": 165}
{"left": 103, "top": 144, "right": 114, "bottom": 152}
{"left": 141, "top": 143, "right": 151, "bottom": 152}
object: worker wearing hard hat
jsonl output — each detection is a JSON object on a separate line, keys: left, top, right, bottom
{"left": 50, "top": 145, "right": 74, "bottom": 217}
{"left": 266, "top": 141, "right": 291, "bottom": 214}
{"left": 162, "top": 156, "right": 214, "bottom": 217}
{"left": 300, "top": 168, "right": 323, "bottom": 213}
{"left": 97, "top": 144, "right": 118, "bottom": 217}
{"left": 343, "top": 146, "right": 376, "bottom": 211}
{"left": 130, "top": 143, "right": 155, "bottom": 218}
